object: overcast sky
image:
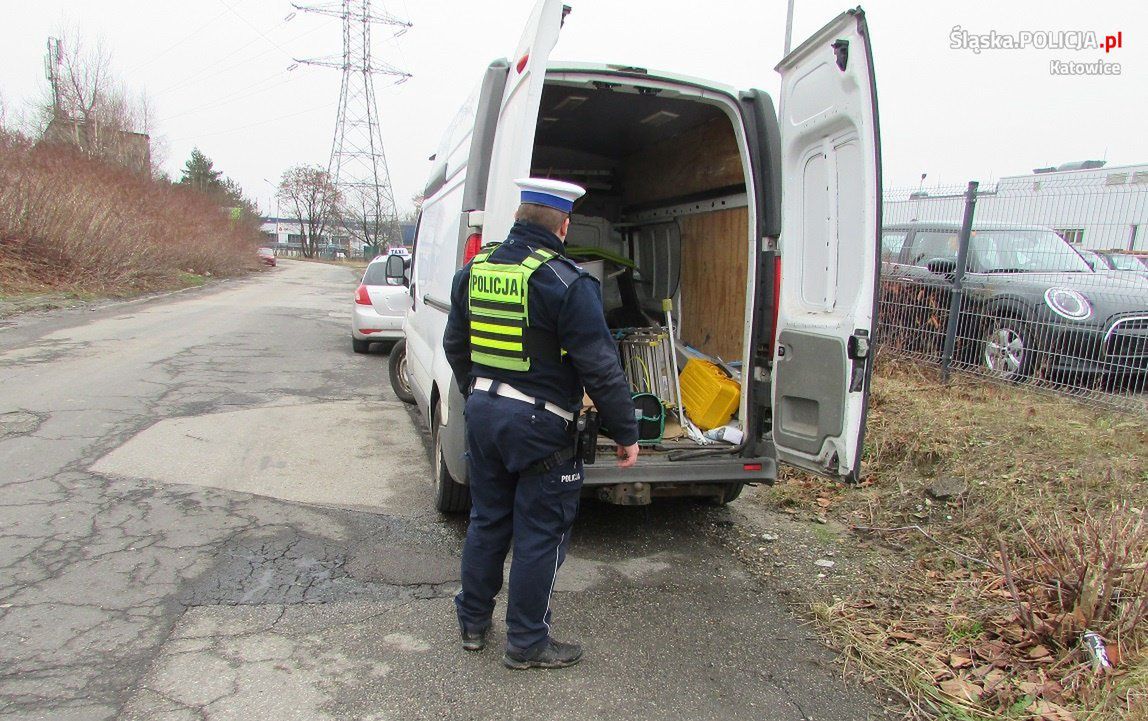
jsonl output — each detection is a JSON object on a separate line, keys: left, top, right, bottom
{"left": 1, "top": 0, "right": 1144, "bottom": 217}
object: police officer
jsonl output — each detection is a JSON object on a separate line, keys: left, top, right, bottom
{"left": 443, "top": 178, "right": 639, "bottom": 670}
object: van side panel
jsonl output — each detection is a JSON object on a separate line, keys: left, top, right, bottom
{"left": 438, "top": 61, "right": 510, "bottom": 485}
{"left": 406, "top": 171, "right": 467, "bottom": 417}
{"left": 406, "top": 61, "right": 515, "bottom": 485}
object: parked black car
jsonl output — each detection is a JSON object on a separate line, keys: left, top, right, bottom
{"left": 1098, "top": 251, "right": 1148, "bottom": 281}
{"left": 880, "top": 222, "right": 1148, "bottom": 384}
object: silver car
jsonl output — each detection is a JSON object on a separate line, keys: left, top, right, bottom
{"left": 351, "top": 255, "right": 409, "bottom": 353}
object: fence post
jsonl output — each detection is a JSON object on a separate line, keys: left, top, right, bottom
{"left": 941, "top": 180, "right": 979, "bottom": 382}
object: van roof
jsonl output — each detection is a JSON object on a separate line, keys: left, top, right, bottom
{"left": 545, "top": 60, "right": 740, "bottom": 96}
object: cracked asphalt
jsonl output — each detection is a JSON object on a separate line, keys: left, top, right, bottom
{"left": 0, "top": 260, "right": 888, "bottom": 720}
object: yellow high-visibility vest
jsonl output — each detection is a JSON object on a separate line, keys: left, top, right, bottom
{"left": 468, "top": 246, "right": 558, "bottom": 371}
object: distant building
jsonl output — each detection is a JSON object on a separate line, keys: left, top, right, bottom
{"left": 886, "top": 162, "right": 1148, "bottom": 251}
{"left": 41, "top": 117, "right": 151, "bottom": 174}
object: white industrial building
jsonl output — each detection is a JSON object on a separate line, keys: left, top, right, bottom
{"left": 259, "top": 217, "right": 303, "bottom": 246}
{"left": 885, "top": 162, "right": 1148, "bottom": 251}
{"left": 259, "top": 217, "right": 417, "bottom": 258}
{"left": 258, "top": 217, "right": 351, "bottom": 256}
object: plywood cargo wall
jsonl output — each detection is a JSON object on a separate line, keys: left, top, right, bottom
{"left": 678, "top": 207, "right": 749, "bottom": 361}
{"left": 623, "top": 117, "right": 743, "bottom": 207}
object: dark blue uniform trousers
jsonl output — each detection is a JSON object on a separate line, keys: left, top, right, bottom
{"left": 454, "top": 389, "right": 583, "bottom": 654}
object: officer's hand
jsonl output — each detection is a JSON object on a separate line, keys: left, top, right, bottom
{"left": 616, "top": 443, "right": 639, "bottom": 468}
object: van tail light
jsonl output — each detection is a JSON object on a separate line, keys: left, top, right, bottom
{"left": 743, "top": 463, "right": 763, "bottom": 472}
{"left": 516, "top": 53, "right": 529, "bottom": 74}
{"left": 354, "top": 284, "right": 372, "bottom": 305}
{"left": 463, "top": 232, "right": 483, "bottom": 264}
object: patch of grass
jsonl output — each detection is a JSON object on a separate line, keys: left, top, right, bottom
{"left": 947, "top": 618, "right": 985, "bottom": 644}
{"left": 811, "top": 523, "right": 838, "bottom": 544}
{"left": 178, "top": 272, "right": 207, "bottom": 288}
{"left": 755, "top": 358, "right": 1147, "bottom": 720}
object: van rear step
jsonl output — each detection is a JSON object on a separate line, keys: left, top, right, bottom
{"left": 590, "top": 481, "right": 749, "bottom": 506}
{"left": 581, "top": 454, "right": 775, "bottom": 488}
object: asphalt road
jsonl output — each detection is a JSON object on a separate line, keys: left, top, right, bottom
{"left": 0, "top": 260, "right": 886, "bottom": 721}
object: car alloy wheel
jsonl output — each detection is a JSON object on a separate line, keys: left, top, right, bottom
{"left": 981, "top": 320, "right": 1029, "bottom": 381}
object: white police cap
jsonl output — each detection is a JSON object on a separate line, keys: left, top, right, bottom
{"left": 514, "top": 177, "right": 586, "bottom": 214}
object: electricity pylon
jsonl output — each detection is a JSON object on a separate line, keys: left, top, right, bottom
{"left": 293, "top": 1, "right": 410, "bottom": 254}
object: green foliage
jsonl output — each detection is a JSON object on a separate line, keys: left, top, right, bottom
{"left": 175, "top": 148, "right": 259, "bottom": 220}
{"left": 178, "top": 147, "right": 222, "bottom": 192}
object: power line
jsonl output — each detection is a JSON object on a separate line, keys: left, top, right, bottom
{"left": 150, "top": 12, "right": 328, "bottom": 97}
{"left": 123, "top": 4, "right": 234, "bottom": 75}
{"left": 218, "top": 0, "right": 299, "bottom": 61}
{"left": 157, "top": 67, "right": 294, "bottom": 124}
{"left": 166, "top": 99, "right": 336, "bottom": 143}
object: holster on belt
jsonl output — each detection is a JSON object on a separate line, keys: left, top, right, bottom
{"left": 523, "top": 409, "right": 597, "bottom": 476}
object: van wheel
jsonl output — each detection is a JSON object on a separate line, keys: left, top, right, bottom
{"left": 716, "top": 483, "right": 744, "bottom": 505}
{"left": 352, "top": 338, "right": 370, "bottom": 353}
{"left": 432, "top": 400, "right": 470, "bottom": 514}
{"left": 388, "top": 339, "right": 416, "bottom": 404}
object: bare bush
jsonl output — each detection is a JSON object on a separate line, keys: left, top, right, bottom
{"left": 999, "top": 505, "right": 1147, "bottom": 655}
{"left": 0, "top": 130, "right": 260, "bottom": 294}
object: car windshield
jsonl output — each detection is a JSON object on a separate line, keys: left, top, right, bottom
{"left": 970, "top": 230, "right": 1092, "bottom": 273}
{"left": 258, "top": 248, "right": 274, "bottom": 256}
{"left": 1107, "top": 254, "right": 1148, "bottom": 271}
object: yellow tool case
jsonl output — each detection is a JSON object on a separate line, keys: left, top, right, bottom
{"left": 679, "top": 358, "right": 740, "bottom": 431}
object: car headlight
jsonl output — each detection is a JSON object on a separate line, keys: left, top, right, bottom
{"left": 1044, "top": 288, "right": 1092, "bottom": 320}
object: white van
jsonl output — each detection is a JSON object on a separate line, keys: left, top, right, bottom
{"left": 388, "top": 1, "right": 882, "bottom": 512}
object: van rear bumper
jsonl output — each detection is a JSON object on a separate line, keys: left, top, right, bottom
{"left": 581, "top": 455, "right": 776, "bottom": 486}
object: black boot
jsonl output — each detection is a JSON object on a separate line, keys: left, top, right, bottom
{"left": 460, "top": 627, "right": 488, "bottom": 652}
{"left": 503, "top": 639, "right": 583, "bottom": 670}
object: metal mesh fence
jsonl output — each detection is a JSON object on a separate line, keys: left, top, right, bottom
{"left": 879, "top": 171, "right": 1148, "bottom": 413}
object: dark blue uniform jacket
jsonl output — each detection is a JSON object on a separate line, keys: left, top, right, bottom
{"left": 444, "top": 221, "right": 638, "bottom": 448}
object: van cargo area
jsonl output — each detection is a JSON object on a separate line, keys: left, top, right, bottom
{"left": 530, "top": 74, "right": 759, "bottom": 474}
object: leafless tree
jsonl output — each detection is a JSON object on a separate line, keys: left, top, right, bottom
{"left": 336, "top": 190, "right": 400, "bottom": 254}
{"left": 137, "top": 91, "right": 168, "bottom": 178}
{"left": 278, "top": 165, "right": 339, "bottom": 259}
{"left": 39, "top": 27, "right": 151, "bottom": 172}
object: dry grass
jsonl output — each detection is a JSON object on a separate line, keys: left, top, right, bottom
{"left": 0, "top": 131, "right": 260, "bottom": 297}
{"left": 759, "top": 357, "right": 1147, "bottom": 720}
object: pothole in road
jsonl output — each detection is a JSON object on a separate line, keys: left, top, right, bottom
{"left": 181, "top": 530, "right": 454, "bottom": 607}
{"left": 0, "top": 409, "right": 45, "bottom": 439}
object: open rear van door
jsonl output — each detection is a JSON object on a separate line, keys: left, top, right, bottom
{"left": 481, "top": 0, "right": 568, "bottom": 244}
{"left": 771, "top": 8, "right": 882, "bottom": 483}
